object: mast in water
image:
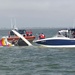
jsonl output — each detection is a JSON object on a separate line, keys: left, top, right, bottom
{"left": 11, "top": 18, "right": 18, "bottom": 30}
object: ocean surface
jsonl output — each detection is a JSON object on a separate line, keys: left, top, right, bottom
{"left": 0, "top": 28, "right": 75, "bottom": 75}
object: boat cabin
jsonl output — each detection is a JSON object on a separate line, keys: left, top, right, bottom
{"left": 9, "top": 29, "right": 26, "bottom": 36}
{"left": 9, "top": 29, "right": 32, "bottom": 37}
{"left": 69, "top": 28, "right": 75, "bottom": 38}
{"left": 57, "top": 28, "right": 75, "bottom": 38}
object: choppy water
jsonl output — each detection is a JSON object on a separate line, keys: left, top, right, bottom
{"left": 0, "top": 28, "right": 75, "bottom": 75}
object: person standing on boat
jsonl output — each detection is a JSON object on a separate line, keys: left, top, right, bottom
{"left": 26, "top": 30, "right": 32, "bottom": 36}
{"left": 8, "top": 31, "right": 10, "bottom": 37}
{"left": 72, "top": 31, "right": 75, "bottom": 38}
{"left": 29, "top": 30, "right": 32, "bottom": 36}
{"left": 26, "top": 31, "right": 29, "bottom": 36}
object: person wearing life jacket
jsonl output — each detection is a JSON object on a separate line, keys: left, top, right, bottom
{"left": 29, "top": 31, "right": 32, "bottom": 36}
{"left": 39, "top": 33, "right": 45, "bottom": 39}
{"left": 26, "top": 30, "right": 32, "bottom": 36}
{"left": 26, "top": 31, "right": 29, "bottom": 36}
{"left": 8, "top": 31, "right": 10, "bottom": 37}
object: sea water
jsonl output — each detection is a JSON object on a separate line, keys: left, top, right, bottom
{"left": 0, "top": 28, "right": 75, "bottom": 75}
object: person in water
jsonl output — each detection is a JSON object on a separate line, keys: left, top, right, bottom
{"left": 12, "top": 39, "right": 15, "bottom": 44}
{"left": 39, "top": 33, "right": 45, "bottom": 39}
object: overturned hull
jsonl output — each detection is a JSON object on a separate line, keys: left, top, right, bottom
{"left": 17, "top": 38, "right": 32, "bottom": 46}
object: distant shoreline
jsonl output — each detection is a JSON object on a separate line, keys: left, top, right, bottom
{"left": 0, "top": 27, "right": 73, "bottom": 30}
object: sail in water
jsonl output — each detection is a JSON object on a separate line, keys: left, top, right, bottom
{"left": 0, "top": 37, "right": 14, "bottom": 46}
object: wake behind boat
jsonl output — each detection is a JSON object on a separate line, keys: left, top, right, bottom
{"left": 34, "top": 28, "right": 75, "bottom": 48}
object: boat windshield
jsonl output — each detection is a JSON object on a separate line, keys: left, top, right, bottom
{"left": 57, "top": 28, "right": 75, "bottom": 38}
{"left": 57, "top": 30, "right": 68, "bottom": 37}
{"left": 10, "top": 31, "right": 14, "bottom": 35}
{"left": 18, "top": 30, "right": 26, "bottom": 34}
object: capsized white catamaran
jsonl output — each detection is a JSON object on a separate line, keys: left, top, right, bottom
{"left": 34, "top": 28, "right": 75, "bottom": 48}
{"left": 0, "top": 30, "right": 33, "bottom": 47}
{"left": 12, "top": 30, "right": 32, "bottom": 46}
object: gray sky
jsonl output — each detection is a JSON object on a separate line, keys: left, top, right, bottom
{"left": 0, "top": 0, "right": 75, "bottom": 29}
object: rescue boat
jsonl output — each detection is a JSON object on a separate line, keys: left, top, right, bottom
{"left": 7, "top": 29, "right": 35, "bottom": 46}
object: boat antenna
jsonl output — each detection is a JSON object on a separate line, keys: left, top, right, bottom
{"left": 11, "top": 19, "right": 13, "bottom": 29}
{"left": 73, "top": 19, "right": 75, "bottom": 28}
{"left": 14, "top": 18, "right": 18, "bottom": 30}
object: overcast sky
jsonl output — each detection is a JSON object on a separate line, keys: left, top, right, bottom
{"left": 0, "top": 0, "right": 75, "bottom": 29}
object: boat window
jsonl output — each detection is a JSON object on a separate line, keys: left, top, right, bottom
{"left": 18, "top": 30, "right": 26, "bottom": 34}
{"left": 58, "top": 30, "right": 68, "bottom": 37}
{"left": 62, "top": 32, "right": 67, "bottom": 37}
{"left": 10, "top": 30, "right": 26, "bottom": 35}
{"left": 10, "top": 31, "right": 15, "bottom": 35}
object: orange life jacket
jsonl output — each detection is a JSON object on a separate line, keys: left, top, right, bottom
{"left": 39, "top": 34, "right": 45, "bottom": 39}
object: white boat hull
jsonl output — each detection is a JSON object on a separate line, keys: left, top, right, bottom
{"left": 40, "top": 45, "right": 75, "bottom": 48}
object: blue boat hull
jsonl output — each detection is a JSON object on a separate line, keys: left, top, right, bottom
{"left": 36, "top": 39, "right": 75, "bottom": 46}
{"left": 34, "top": 37, "right": 75, "bottom": 48}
